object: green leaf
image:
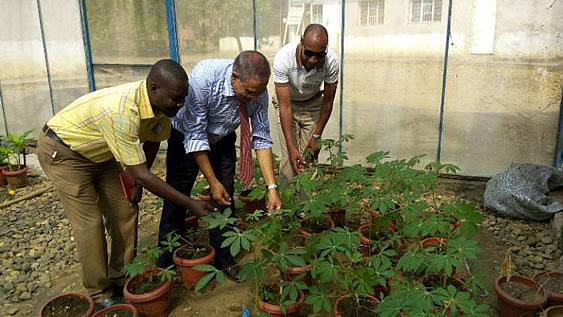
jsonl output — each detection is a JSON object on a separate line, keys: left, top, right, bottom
{"left": 194, "top": 272, "right": 216, "bottom": 291}
{"left": 193, "top": 264, "right": 217, "bottom": 272}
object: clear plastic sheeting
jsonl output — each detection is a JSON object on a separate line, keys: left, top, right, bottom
{"left": 85, "top": 0, "right": 169, "bottom": 65}
{"left": 440, "top": 0, "right": 563, "bottom": 176}
{"left": 39, "top": 0, "right": 89, "bottom": 113}
{"left": 0, "top": 0, "right": 53, "bottom": 135}
{"left": 484, "top": 163, "right": 563, "bottom": 221}
{"left": 175, "top": 0, "right": 255, "bottom": 73}
{"left": 342, "top": 0, "right": 441, "bottom": 166}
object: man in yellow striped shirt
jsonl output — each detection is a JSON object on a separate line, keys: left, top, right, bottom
{"left": 36, "top": 59, "right": 213, "bottom": 306}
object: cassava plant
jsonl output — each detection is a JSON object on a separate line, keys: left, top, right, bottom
{"left": 5, "top": 129, "right": 34, "bottom": 171}
{"left": 124, "top": 233, "right": 178, "bottom": 293}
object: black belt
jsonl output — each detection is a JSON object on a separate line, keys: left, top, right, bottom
{"left": 42, "top": 125, "right": 69, "bottom": 148}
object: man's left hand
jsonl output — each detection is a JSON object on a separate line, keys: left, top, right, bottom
{"left": 266, "top": 189, "right": 282, "bottom": 210}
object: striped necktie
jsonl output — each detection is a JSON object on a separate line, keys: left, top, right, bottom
{"left": 239, "top": 104, "right": 254, "bottom": 186}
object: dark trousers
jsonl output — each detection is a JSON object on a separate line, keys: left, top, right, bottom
{"left": 156, "top": 128, "right": 236, "bottom": 268}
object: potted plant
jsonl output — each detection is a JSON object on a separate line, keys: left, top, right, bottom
{"left": 2, "top": 129, "right": 34, "bottom": 188}
{"left": 308, "top": 226, "right": 389, "bottom": 315}
{"left": 123, "top": 234, "right": 178, "bottom": 317}
{"left": 196, "top": 208, "right": 308, "bottom": 316}
{"left": 0, "top": 142, "right": 11, "bottom": 186}
{"left": 534, "top": 271, "right": 563, "bottom": 307}
{"left": 237, "top": 160, "right": 267, "bottom": 213}
{"left": 38, "top": 292, "right": 95, "bottom": 317}
{"left": 494, "top": 275, "right": 547, "bottom": 316}
{"left": 172, "top": 226, "right": 216, "bottom": 289}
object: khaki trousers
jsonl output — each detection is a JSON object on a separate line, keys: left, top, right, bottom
{"left": 273, "top": 95, "right": 322, "bottom": 185}
{"left": 36, "top": 131, "right": 138, "bottom": 298}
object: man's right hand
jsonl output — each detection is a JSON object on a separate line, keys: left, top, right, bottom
{"left": 210, "top": 181, "right": 232, "bottom": 206}
{"left": 289, "top": 146, "right": 305, "bottom": 174}
{"left": 189, "top": 199, "right": 216, "bottom": 217}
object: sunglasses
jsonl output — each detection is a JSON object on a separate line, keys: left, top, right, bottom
{"left": 303, "top": 48, "right": 327, "bottom": 59}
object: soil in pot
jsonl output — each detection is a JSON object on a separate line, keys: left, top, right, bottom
{"left": 176, "top": 245, "right": 208, "bottom": 259}
{"left": 300, "top": 217, "right": 333, "bottom": 235}
{"left": 500, "top": 280, "right": 545, "bottom": 302}
{"left": 127, "top": 272, "right": 166, "bottom": 295}
{"left": 42, "top": 295, "right": 92, "bottom": 317}
{"left": 335, "top": 295, "right": 378, "bottom": 317}
{"left": 536, "top": 273, "right": 563, "bottom": 294}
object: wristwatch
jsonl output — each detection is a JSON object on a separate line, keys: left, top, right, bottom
{"left": 312, "top": 133, "right": 322, "bottom": 140}
{"left": 266, "top": 184, "right": 278, "bottom": 191}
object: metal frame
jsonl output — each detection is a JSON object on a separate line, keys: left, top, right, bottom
{"left": 79, "top": 0, "right": 95, "bottom": 92}
{"left": 436, "top": 0, "right": 453, "bottom": 163}
{"left": 36, "top": 0, "right": 55, "bottom": 116}
{"left": 166, "top": 0, "right": 180, "bottom": 62}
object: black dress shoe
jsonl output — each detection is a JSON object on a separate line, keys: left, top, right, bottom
{"left": 223, "top": 265, "right": 241, "bottom": 283}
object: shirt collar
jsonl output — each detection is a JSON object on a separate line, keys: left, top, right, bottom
{"left": 223, "top": 64, "right": 236, "bottom": 98}
{"left": 138, "top": 80, "right": 156, "bottom": 119}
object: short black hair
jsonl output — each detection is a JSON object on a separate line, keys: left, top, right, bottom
{"left": 303, "top": 24, "right": 328, "bottom": 41}
{"left": 147, "top": 59, "right": 187, "bottom": 85}
{"left": 233, "top": 51, "right": 271, "bottom": 83}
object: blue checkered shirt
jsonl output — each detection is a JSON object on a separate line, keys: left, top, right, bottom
{"left": 172, "top": 59, "right": 272, "bottom": 153}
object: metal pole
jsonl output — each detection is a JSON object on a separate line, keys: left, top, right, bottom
{"left": 36, "top": 0, "right": 56, "bottom": 116}
{"left": 165, "top": 0, "right": 180, "bottom": 63}
{"left": 0, "top": 78, "right": 8, "bottom": 134}
{"left": 338, "top": 0, "right": 346, "bottom": 153}
{"left": 253, "top": 0, "right": 258, "bottom": 50}
{"left": 436, "top": 0, "right": 453, "bottom": 163}
{"left": 79, "top": 0, "right": 95, "bottom": 91}
{"left": 553, "top": 89, "right": 563, "bottom": 167}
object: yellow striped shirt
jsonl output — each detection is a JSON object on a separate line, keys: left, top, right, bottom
{"left": 47, "top": 80, "right": 171, "bottom": 165}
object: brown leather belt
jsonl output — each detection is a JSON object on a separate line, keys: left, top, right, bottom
{"left": 42, "top": 124, "right": 69, "bottom": 148}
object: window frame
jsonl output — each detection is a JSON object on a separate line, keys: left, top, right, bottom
{"left": 409, "top": 0, "right": 442, "bottom": 24}
{"left": 359, "top": 0, "right": 385, "bottom": 26}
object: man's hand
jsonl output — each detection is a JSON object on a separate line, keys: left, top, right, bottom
{"left": 210, "top": 180, "right": 232, "bottom": 206}
{"left": 131, "top": 184, "right": 143, "bottom": 204}
{"left": 266, "top": 189, "right": 282, "bottom": 210}
{"left": 288, "top": 146, "right": 305, "bottom": 174}
{"left": 305, "top": 137, "right": 321, "bottom": 164}
{"left": 189, "top": 199, "right": 215, "bottom": 218}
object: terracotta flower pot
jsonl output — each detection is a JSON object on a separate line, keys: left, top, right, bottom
{"left": 419, "top": 237, "right": 448, "bottom": 249}
{"left": 184, "top": 215, "right": 199, "bottom": 230}
{"left": 494, "top": 275, "right": 548, "bottom": 317}
{"left": 123, "top": 268, "right": 173, "bottom": 317}
{"left": 534, "top": 272, "right": 563, "bottom": 307}
{"left": 38, "top": 292, "right": 95, "bottom": 317}
{"left": 173, "top": 245, "right": 215, "bottom": 289}
{"left": 0, "top": 165, "right": 7, "bottom": 186}
{"left": 257, "top": 289, "right": 305, "bottom": 317}
{"left": 238, "top": 189, "right": 267, "bottom": 213}
{"left": 544, "top": 305, "right": 563, "bottom": 316}
{"left": 332, "top": 294, "right": 379, "bottom": 317}
{"left": 298, "top": 216, "right": 335, "bottom": 239}
{"left": 328, "top": 207, "right": 346, "bottom": 227}
{"left": 3, "top": 166, "right": 28, "bottom": 189}
{"left": 283, "top": 253, "right": 317, "bottom": 286}
{"left": 92, "top": 303, "right": 139, "bottom": 317}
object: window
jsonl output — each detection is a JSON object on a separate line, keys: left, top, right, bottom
{"left": 360, "top": 0, "right": 385, "bottom": 25}
{"left": 410, "top": 0, "right": 442, "bottom": 23}
{"left": 304, "top": 3, "right": 323, "bottom": 26}
{"left": 311, "top": 4, "right": 323, "bottom": 24}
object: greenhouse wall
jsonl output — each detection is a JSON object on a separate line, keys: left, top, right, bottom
{"left": 0, "top": 0, "right": 561, "bottom": 177}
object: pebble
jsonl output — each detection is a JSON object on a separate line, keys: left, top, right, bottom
{"left": 18, "top": 292, "right": 31, "bottom": 300}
